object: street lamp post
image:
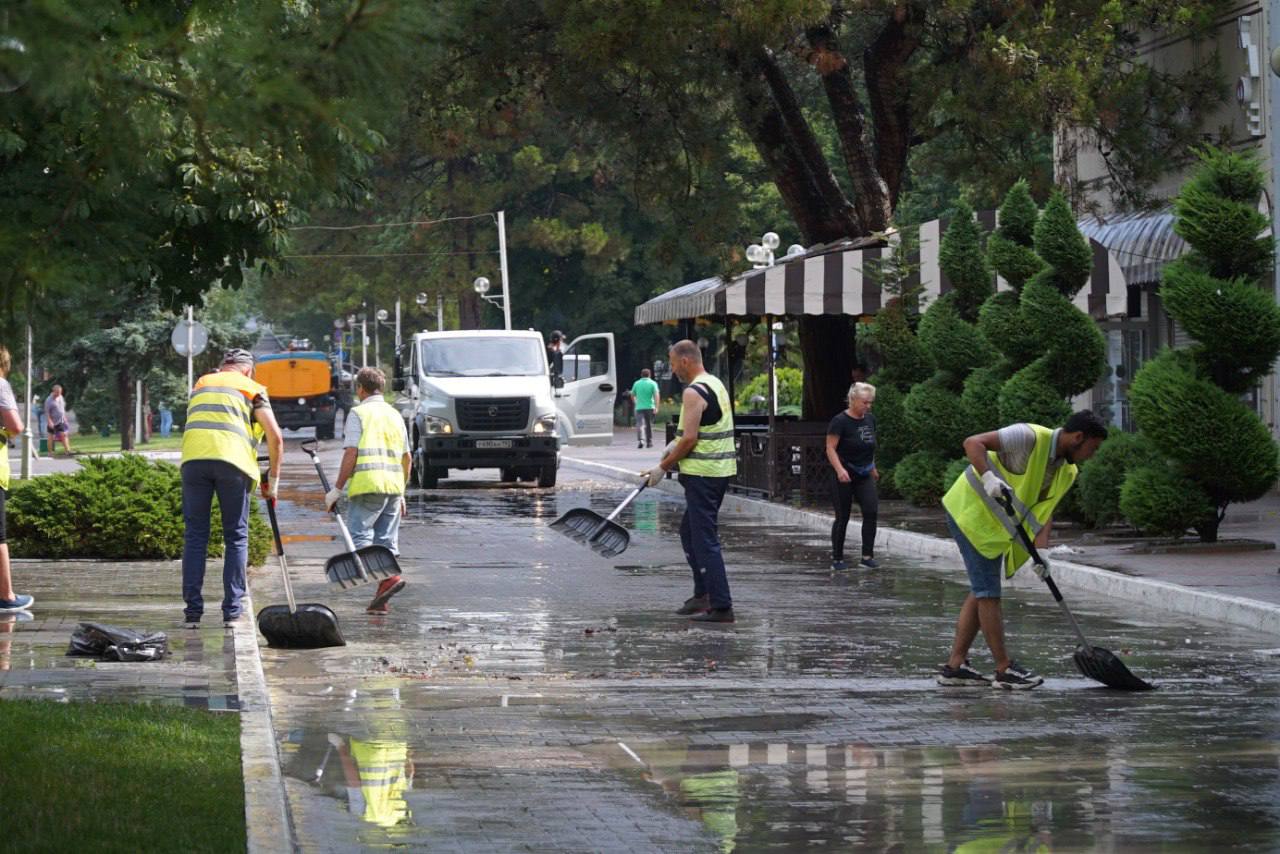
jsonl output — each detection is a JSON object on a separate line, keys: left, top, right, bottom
{"left": 496, "top": 210, "right": 513, "bottom": 331}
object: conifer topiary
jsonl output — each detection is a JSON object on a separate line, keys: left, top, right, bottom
{"left": 986, "top": 179, "right": 1044, "bottom": 290}
{"left": 1124, "top": 149, "right": 1280, "bottom": 541}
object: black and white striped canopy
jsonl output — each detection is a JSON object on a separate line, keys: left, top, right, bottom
{"left": 634, "top": 212, "right": 1129, "bottom": 325}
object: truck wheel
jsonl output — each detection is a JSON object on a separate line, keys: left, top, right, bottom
{"left": 536, "top": 465, "right": 557, "bottom": 488}
{"left": 498, "top": 467, "right": 516, "bottom": 483}
{"left": 316, "top": 420, "right": 335, "bottom": 440}
{"left": 418, "top": 465, "right": 440, "bottom": 489}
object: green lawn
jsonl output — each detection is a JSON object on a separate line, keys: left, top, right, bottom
{"left": 60, "top": 432, "right": 184, "bottom": 455}
{"left": 0, "top": 699, "right": 245, "bottom": 853}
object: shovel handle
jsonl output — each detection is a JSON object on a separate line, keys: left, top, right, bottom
{"left": 261, "top": 474, "right": 298, "bottom": 613}
{"left": 604, "top": 483, "right": 646, "bottom": 523}
{"left": 998, "top": 488, "right": 1093, "bottom": 653}
{"left": 301, "top": 439, "right": 367, "bottom": 579}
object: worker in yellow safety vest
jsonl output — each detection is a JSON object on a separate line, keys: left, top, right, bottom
{"left": 936, "top": 411, "right": 1108, "bottom": 690}
{"left": 181, "top": 348, "right": 283, "bottom": 629}
{"left": 642, "top": 339, "right": 738, "bottom": 623}
{"left": 0, "top": 345, "right": 33, "bottom": 614}
{"left": 324, "top": 367, "right": 411, "bottom": 613}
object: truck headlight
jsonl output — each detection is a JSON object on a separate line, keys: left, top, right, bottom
{"left": 424, "top": 415, "right": 453, "bottom": 435}
{"left": 533, "top": 414, "right": 558, "bottom": 434}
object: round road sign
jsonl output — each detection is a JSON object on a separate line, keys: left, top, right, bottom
{"left": 172, "top": 319, "right": 209, "bottom": 357}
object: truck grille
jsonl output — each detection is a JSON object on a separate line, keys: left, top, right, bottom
{"left": 456, "top": 398, "right": 530, "bottom": 432}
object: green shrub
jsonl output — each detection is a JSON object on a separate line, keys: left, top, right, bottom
{"left": 960, "top": 365, "right": 1006, "bottom": 437}
{"left": 894, "top": 450, "right": 949, "bottom": 506}
{"left": 1174, "top": 149, "right": 1272, "bottom": 281}
{"left": 917, "top": 297, "right": 996, "bottom": 380}
{"left": 1076, "top": 432, "right": 1163, "bottom": 528}
{"left": 978, "top": 290, "right": 1040, "bottom": 367}
{"left": 1160, "top": 259, "right": 1280, "bottom": 393}
{"left": 866, "top": 381, "right": 912, "bottom": 469}
{"left": 941, "top": 457, "right": 970, "bottom": 497}
{"left": 938, "top": 201, "right": 994, "bottom": 321}
{"left": 9, "top": 456, "right": 270, "bottom": 564}
{"left": 866, "top": 298, "right": 933, "bottom": 385}
{"left": 1128, "top": 349, "right": 1279, "bottom": 505}
{"left": 1032, "top": 190, "right": 1093, "bottom": 297}
{"left": 1020, "top": 277, "right": 1108, "bottom": 396}
{"left": 987, "top": 179, "right": 1044, "bottom": 289}
{"left": 736, "top": 367, "right": 803, "bottom": 412}
{"left": 998, "top": 356, "right": 1071, "bottom": 427}
{"left": 904, "top": 376, "right": 970, "bottom": 457}
{"left": 876, "top": 463, "right": 900, "bottom": 499}
{"left": 1119, "top": 463, "right": 1214, "bottom": 538}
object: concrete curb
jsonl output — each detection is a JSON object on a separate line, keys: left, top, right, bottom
{"left": 230, "top": 591, "right": 296, "bottom": 854}
{"left": 562, "top": 455, "right": 1280, "bottom": 636}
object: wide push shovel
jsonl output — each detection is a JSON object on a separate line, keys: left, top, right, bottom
{"left": 255, "top": 478, "right": 345, "bottom": 649}
{"left": 999, "top": 489, "right": 1154, "bottom": 691}
{"left": 301, "top": 439, "right": 402, "bottom": 591}
{"left": 551, "top": 482, "right": 647, "bottom": 558}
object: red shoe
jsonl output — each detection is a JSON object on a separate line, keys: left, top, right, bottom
{"left": 367, "top": 575, "right": 405, "bottom": 613}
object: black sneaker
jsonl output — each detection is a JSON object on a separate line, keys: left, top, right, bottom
{"left": 690, "top": 607, "right": 735, "bottom": 623}
{"left": 936, "top": 660, "right": 991, "bottom": 687}
{"left": 860, "top": 557, "right": 879, "bottom": 569}
{"left": 831, "top": 559, "right": 848, "bottom": 571}
{"left": 993, "top": 660, "right": 1044, "bottom": 690}
{"left": 638, "top": 442, "right": 644, "bottom": 449}
{"left": 675, "top": 595, "right": 709, "bottom": 616}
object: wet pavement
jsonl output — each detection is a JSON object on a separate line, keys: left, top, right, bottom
{"left": 0, "top": 560, "right": 239, "bottom": 710}
{"left": 255, "top": 446, "right": 1280, "bottom": 852}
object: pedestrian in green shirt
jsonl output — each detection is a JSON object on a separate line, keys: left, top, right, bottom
{"left": 629, "top": 369, "right": 660, "bottom": 448}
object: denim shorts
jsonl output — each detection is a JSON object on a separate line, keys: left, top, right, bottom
{"left": 945, "top": 513, "right": 1003, "bottom": 599}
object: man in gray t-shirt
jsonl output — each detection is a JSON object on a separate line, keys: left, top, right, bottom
{"left": 0, "top": 351, "right": 35, "bottom": 612}
{"left": 44, "top": 384, "right": 72, "bottom": 455}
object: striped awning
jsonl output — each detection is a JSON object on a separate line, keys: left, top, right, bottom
{"left": 1076, "top": 207, "right": 1184, "bottom": 287}
{"left": 635, "top": 212, "right": 1129, "bottom": 325}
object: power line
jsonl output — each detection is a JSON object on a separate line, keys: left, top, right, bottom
{"left": 281, "top": 250, "right": 497, "bottom": 259}
{"left": 286, "top": 213, "right": 496, "bottom": 232}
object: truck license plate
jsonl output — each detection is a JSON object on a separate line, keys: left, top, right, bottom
{"left": 475, "top": 439, "right": 513, "bottom": 449}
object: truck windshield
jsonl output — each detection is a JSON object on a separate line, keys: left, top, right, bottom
{"left": 420, "top": 337, "right": 546, "bottom": 377}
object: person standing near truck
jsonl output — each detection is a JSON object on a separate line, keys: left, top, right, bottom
{"left": 642, "top": 340, "right": 737, "bottom": 623}
{"left": 181, "top": 348, "right": 283, "bottom": 628}
{"left": 325, "top": 367, "right": 410, "bottom": 614}
{"left": 630, "top": 368, "right": 660, "bottom": 449}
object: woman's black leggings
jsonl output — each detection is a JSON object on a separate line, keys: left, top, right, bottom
{"left": 831, "top": 472, "right": 878, "bottom": 560}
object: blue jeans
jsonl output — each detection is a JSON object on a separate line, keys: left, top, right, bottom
{"left": 946, "top": 512, "right": 1004, "bottom": 599}
{"left": 347, "top": 493, "right": 403, "bottom": 556}
{"left": 181, "top": 460, "right": 251, "bottom": 621}
{"left": 159, "top": 409, "right": 173, "bottom": 438}
{"left": 679, "top": 473, "right": 733, "bottom": 609}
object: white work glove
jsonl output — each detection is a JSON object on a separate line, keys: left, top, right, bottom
{"left": 325, "top": 488, "right": 343, "bottom": 512}
{"left": 980, "top": 469, "right": 1010, "bottom": 501}
{"left": 1032, "top": 555, "right": 1052, "bottom": 581}
{"left": 327, "top": 732, "right": 344, "bottom": 749}
{"left": 641, "top": 466, "right": 666, "bottom": 488}
{"left": 260, "top": 479, "right": 278, "bottom": 501}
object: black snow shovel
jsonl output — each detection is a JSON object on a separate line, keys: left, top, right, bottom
{"left": 255, "top": 478, "right": 346, "bottom": 649}
{"left": 300, "top": 439, "right": 402, "bottom": 591}
{"left": 999, "top": 489, "right": 1153, "bottom": 691}
{"left": 551, "top": 482, "right": 648, "bottom": 558}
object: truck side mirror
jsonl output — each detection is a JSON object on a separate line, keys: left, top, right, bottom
{"left": 394, "top": 354, "right": 404, "bottom": 378}
{"left": 392, "top": 377, "right": 406, "bottom": 392}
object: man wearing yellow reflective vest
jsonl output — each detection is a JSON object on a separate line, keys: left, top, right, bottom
{"left": 937, "top": 411, "right": 1107, "bottom": 689}
{"left": 325, "top": 367, "right": 411, "bottom": 613}
{"left": 181, "top": 348, "right": 283, "bottom": 628}
{"left": 642, "top": 339, "right": 737, "bottom": 623}
{"left": 0, "top": 345, "right": 33, "bottom": 614}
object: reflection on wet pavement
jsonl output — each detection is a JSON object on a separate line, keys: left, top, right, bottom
{"left": 0, "top": 560, "right": 240, "bottom": 710}
{"left": 257, "top": 454, "right": 1280, "bottom": 851}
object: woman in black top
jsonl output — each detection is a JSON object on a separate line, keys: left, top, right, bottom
{"left": 824, "top": 382, "right": 879, "bottom": 570}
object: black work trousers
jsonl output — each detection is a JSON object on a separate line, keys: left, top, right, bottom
{"left": 831, "top": 471, "right": 878, "bottom": 561}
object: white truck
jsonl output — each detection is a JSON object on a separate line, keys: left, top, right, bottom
{"left": 393, "top": 329, "right": 616, "bottom": 489}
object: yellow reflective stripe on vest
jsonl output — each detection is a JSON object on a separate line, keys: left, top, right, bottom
{"left": 0, "top": 427, "right": 9, "bottom": 491}
{"left": 677, "top": 373, "right": 736, "bottom": 478}
{"left": 181, "top": 371, "right": 266, "bottom": 483}
{"left": 350, "top": 400, "right": 406, "bottom": 497}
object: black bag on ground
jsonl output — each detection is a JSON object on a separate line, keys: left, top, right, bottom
{"left": 67, "top": 622, "right": 170, "bottom": 662}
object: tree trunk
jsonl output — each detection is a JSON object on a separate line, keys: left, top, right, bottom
{"left": 799, "top": 315, "right": 857, "bottom": 422}
{"left": 117, "top": 370, "right": 134, "bottom": 451}
{"left": 1194, "top": 505, "right": 1227, "bottom": 543}
{"left": 457, "top": 292, "right": 481, "bottom": 330}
